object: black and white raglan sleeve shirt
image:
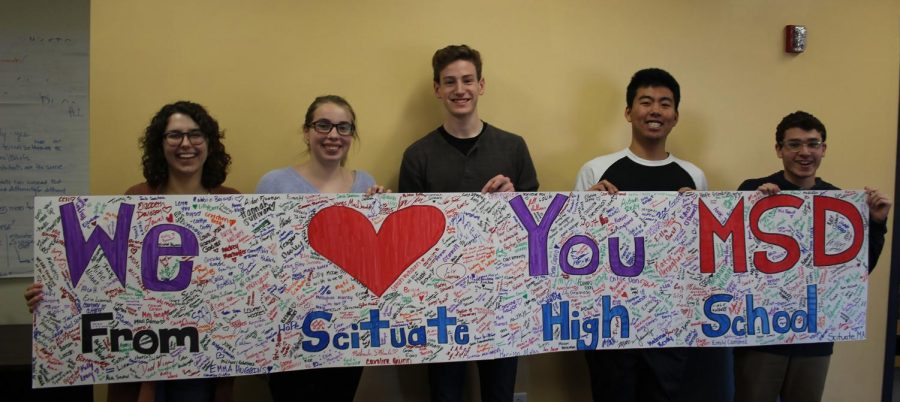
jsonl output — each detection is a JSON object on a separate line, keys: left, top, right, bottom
{"left": 573, "top": 148, "right": 707, "bottom": 192}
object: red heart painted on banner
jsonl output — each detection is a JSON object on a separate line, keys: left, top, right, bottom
{"left": 308, "top": 205, "right": 446, "bottom": 297}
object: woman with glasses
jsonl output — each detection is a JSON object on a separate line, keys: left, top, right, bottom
{"left": 256, "top": 94, "right": 386, "bottom": 195}
{"left": 25, "top": 100, "right": 237, "bottom": 402}
{"left": 125, "top": 101, "right": 238, "bottom": 196}
{"left": 256, "top": 95, "right": 387, "bottom": 402}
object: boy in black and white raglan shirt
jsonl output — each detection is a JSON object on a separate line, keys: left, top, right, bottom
{"left": 574, "top": 68, "right": 730, "bottom": 402}
{"left": 574, "top": 68, "right": 704, "bottom": 194}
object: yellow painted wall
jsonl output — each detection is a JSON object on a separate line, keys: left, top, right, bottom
{"left": 2, "top": 0, "right": 897, "bottom": 400}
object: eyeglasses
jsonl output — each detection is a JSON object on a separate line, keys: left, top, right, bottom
{"left": 308, "top": 120, "right": 355, "bottom": 136}
{"left": 164, "top": 130, "right": 207, "bottom": 146}
{"left": 780, "top": 140, "right": 824, "bottom": 152}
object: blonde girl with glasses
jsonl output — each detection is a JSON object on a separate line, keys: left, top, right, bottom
{"left": 256, "top": 95, "right": 388, "bottom": 402}
{"left": 256, "top": 95, "right": 387, "bottom": 195}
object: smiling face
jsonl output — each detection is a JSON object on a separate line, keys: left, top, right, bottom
{"left": 434, "top": 59, "right": 485, "bottom": 119}
{"left": 777, "top": 127, "right": 826, "bottom": 188}
{"left": 162, "top": 113, "right": 207, "bottom": 181}
{"left": 626, "top": 86, "right": 679, "bottom": 143}
{"left": 304, "top": 102, "right": 354, "bottom": 165}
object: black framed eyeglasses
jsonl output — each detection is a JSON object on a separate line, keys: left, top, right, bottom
{"left": 164, "top": 130, "right": 207, "bottom": 146}
{"left": 308, "top": 120, "right": 355, "bottom": 136}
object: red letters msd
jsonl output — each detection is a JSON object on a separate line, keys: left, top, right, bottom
{"left": 698, "top": 193, "right": 865, "bottom": 275}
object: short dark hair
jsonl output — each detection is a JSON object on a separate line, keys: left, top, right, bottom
{"left": 140, "top": 101, "right": 231, "bottom": 189}
{"left": 775, "top": 111, "right": 827, "bottom": 144}
{"left": 626, "top": 68, "right": 681, "bottom": 111}
{"left": 432, "top": 44, "right": 482, "bottom": 82}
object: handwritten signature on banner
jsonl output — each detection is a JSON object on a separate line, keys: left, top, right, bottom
{"left": 31, "top": 191, "right": 869, "bottom": 387}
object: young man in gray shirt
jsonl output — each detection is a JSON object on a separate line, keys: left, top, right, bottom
{"left": 399, "top": 44, "right": 538, "bottom": 402}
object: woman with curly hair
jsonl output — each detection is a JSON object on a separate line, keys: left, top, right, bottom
{"left": 128, "top": 100, "right": 237, "bottom": 195}
{"left": 25, "top": 100, "right": 237, "bottom": 401}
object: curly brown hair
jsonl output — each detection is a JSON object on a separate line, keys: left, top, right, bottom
{"left": 140, "top": 101, "right": 231, "bottom": 189}
{"left": 776, "top": 111, "right": 826, "bottom": 145}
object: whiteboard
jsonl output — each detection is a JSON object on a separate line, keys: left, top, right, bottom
{"left": 0, "top": 0, "right": 89, "bottom": 277}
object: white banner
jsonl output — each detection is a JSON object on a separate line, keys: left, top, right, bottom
{"left": 32, "top": 191, "right": 869, "bottom": 387}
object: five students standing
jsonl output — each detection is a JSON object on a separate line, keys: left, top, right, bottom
{"left": 23, "top": 43, "right": 893, "bottom": 402}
